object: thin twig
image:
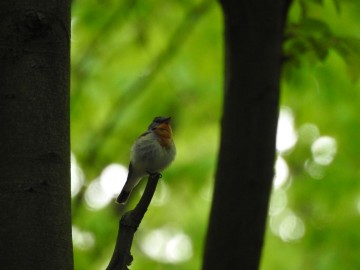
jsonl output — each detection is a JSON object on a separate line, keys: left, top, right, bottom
{"left": 106, "top": 173, "right": 161, "bottom": 270}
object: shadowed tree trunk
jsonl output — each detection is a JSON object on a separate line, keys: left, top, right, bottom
{"left": 203, "top": 0, "right": 292, "bottom": 269}
{"left": 0, "top": 1, "right": 72, "bottom": 269}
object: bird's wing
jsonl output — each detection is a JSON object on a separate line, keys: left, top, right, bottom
{"left": 138, "top": 130, "right": 151, "bottom": 138}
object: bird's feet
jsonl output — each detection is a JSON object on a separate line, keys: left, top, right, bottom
{"left": 147, "top": 171, "right": 162, "bottom": 179}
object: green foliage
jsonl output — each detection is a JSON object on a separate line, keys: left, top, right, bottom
{"left": 284, "top": 0, "right": 360, "bottom": 81}
{"left": 71, "top": 0, "right": 360, "bottom": 269}
{"left": 262, "top": 1, "right": 360, "bottom": 269}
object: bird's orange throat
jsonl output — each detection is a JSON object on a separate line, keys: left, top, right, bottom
{"left": 155, "top": 123, "right": 173, "bottom": 148}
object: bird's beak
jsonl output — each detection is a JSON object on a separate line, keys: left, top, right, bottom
{"left": 163, "top": 117, "right": 171, "bottom": 124}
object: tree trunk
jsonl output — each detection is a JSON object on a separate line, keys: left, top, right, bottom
{"left": 203, "top": 1, "right": 291, "bottom": 269}
{"left": 0, "top": 1, "right": 72, "bottom": 269}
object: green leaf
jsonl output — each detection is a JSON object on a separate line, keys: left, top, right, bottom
{"left": 308, "top": 37, "right": 329, "bottom": 61}
{"left": 299, "top": 18, "right": 332, "bottom": 38}
{"left": 332, "top": 37, "right": 360, "bottom": 82}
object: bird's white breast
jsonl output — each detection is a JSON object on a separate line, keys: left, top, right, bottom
{"left": 130, "top": 132, "right": 176, "bottom": 177}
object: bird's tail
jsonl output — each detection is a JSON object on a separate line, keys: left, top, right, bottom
{"left": 117, "top": 162, "right": 143, "bottom": 204}
{"left": 116, "top": 189, "right": 132, "bottom": 204}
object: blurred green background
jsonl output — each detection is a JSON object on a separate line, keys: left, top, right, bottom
{"left": 70, "top": 0, "right": 360, "bottom": 269}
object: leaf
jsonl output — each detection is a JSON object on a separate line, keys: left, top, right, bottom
{"left": 285, "top": 19, "right": 333, "bottom": 63}
{"left": 299, "top": 18, "right": 332, "bottom": 38}
{"left": 308, "top": 37, "right": 329, "bottom": 61}
{"left": 331, "top": 37, "right": 360, "bottom": 82}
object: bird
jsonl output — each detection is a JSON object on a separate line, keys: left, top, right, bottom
{"left": 116, "top": 116, "right": 176, "bottom": 204}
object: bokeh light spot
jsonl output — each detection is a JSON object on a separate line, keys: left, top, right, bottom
{"left": 269, "top": 188, "right": 288, "bottom": 216}
{"left": 71, "top": 153, "right": 85, "bottom": 197}
{"left": 84, "top": 178, "right": 112, "bottom": 210}
{"left": 276, "top": 107, "right": 298, "bottom": 153}
{"left": 270, "top": 209, "right": 305, "bottom": 242}
{"left": 298, "top": 123, "right": 320, "bottom": 144}
{"left": 99, "top": 163, "right": 128, "bottom": 197}
{"left": 273, "top": 156, "right": 289, "bottom": 189}
{"left": 140, "top": 226, "right": 193, "bottom": 264}
{"left": 84, "top": 163, "right": 128, "bottom": 210}
{"left": 311, "top": 136, "right": 337, "bottom": 165}
{"left": 279, "top": 213, "right": 305, "bottom": 242}
{"left": 305, "top": 159, "right": 325, "bottom": 180}
{"left": 72, "top": 226, "right": 95, "bottom": 250}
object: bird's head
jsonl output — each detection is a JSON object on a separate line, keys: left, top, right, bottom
{"left": 149, "top": 116, "right": 173, "bottom": 140}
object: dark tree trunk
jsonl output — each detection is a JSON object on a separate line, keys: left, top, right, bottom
{"left": 203, "top": 1, "right": 291, "bottom": 269}
{"left": 0, "top": 1, "right": 72, "bottom": 269}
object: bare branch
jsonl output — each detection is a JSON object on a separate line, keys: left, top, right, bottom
{"left": 106, "top": 173, "right": 161, "bottom": 270}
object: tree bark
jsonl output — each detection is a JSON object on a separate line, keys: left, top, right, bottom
{"left": 203, "top": 1, "right": 291, "bottom": 269}
{"left": 0, "top": 1, "right": 72, "bottom": 269}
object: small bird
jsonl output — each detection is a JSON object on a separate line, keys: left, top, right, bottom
{"left": 116, "top": 116, "right": 176, "bottom": 204}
